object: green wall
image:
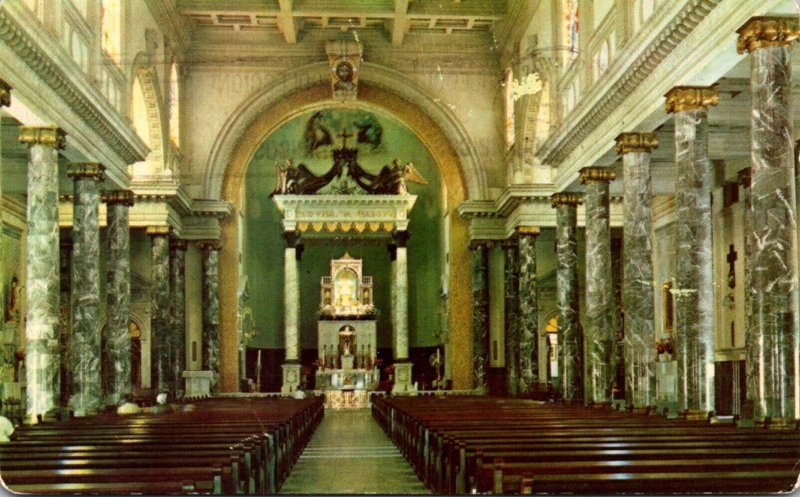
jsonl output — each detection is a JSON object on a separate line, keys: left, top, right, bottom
{"left": 243, "top": 108, "right": 444, "bottom": 351}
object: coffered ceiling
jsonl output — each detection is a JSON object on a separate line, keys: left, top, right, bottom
{"left": 175, "top": 0, "right": 507, "bottom": 46}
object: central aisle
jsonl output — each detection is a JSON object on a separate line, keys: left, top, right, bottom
{"left": 280, "top": 408, "right": 429, "bottom": 494}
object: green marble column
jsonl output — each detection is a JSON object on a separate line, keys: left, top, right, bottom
{"left": 738, "top": 18, "right": 800, "bottom": 425}
{"left": 616, "top": 132, "right": 659, "bottom": 411}
{"left": 67, "top": 163, "right": 105, "bottom": 417}
{"left": 470, "top": 240, "right": 490, "bottom": 392}
{"left": 517, "top": 227, "right": 540, "bottom": 394}
{"left": 169, "top": 238, "right": 187, "bottom": 396}
{"left": 104, "top": 190, "right": 133, "bottom": 406}
{"left": 551, "top": 193, "right": 583, "bottom": 402}
{"left": 503, "top": 238, "right": 520, "bottom": 396}
{"left": 198, "top": 240, "right": 222, "bottom": 392}
{"left": 148, "top": 226, "right": 171, "bottom": 394}
{"left": 19, "top": 125, "right": 66, "bottom": 424}
{"left": 580, "top": 167, "right": 616, "bottom": 405}
{"left": 665, "top": 86, "right": 718, "bottom": 418}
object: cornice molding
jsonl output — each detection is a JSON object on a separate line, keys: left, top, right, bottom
{"left": 538, "top": 0, "right": 722, "bottom": 167}
{"left": 0, "top": 3, "right": 148, "bottom": 164}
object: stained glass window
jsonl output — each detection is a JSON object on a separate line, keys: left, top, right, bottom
{"left": 504, "top": 68, "right": 515, "bottom": 147}
{"left": 100, "top": 0, "right": 121, "bottom": 64}
{"left": 563, "top": 0, "right": 579, "bottom": 62}
{"left": 169, "top": 62, "right": 180, "bottom": 146}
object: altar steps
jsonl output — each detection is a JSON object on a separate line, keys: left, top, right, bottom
{"left": 279, "top": 409, "right": 429, "bottom": 494}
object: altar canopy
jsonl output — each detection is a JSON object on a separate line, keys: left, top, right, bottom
{"left": 273, "top": 192, "right": 418, "bottom": 395}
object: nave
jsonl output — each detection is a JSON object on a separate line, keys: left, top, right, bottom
{"left": 279, "top": 408, "right": 428, "bottom": 494}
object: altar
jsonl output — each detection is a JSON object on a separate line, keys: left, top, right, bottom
{"left": 315, "top": 254, "right": 379, "bottom": 393}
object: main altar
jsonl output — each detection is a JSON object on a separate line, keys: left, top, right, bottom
{"left": 315, "top": 254, "right": 379, "bottom": 392}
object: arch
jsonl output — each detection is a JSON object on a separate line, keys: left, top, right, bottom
{"left": 203, "top": 61, "right": 488, "bottom": 201}
{"left": 215, "top": 79, "right": 475, "bottom": 393}
{"left": 128, "top": 53, "right": 167, "bottom": 175}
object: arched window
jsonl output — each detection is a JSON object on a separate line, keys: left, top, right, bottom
{"left": 100, "top": 0, "right": 121, "bottom": 64}
{"left": 168, "top": 62, "right": 180, "bottom": 146}
{"left": 504, "top": 68, "right": 515, "bottom": 148}
{"left": 563, "top": 0, "right": 579, "bottom": 62}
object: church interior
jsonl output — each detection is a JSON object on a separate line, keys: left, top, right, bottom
{"left": 0, "top": 0, "right": 800, "bottom": 494}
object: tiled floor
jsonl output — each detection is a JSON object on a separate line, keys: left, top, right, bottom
{"left": 280, "top": 408, "right": 430, "bottom": 494}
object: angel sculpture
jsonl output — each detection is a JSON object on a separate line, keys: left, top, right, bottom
{"left": 272, "top": 159, "right": 299, "bottom": 195}
{"left": 395, "top": 160, "right": 428, "bottom": 195}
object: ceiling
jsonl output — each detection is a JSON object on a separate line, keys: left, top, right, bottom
{"left": 175, "top": 0, "right": 507, "bottom": 46}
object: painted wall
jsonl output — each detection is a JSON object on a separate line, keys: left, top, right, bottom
{"left": 243, "top": 108, "right": 445, "bottom": 352}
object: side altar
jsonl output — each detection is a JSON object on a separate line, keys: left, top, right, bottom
{"left": 315, "top": 254, "right": 379, "bottom": 391}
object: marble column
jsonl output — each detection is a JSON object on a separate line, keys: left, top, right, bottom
{"left": 616, "top": 132, "right": 659, "bottom": 410}
{"left": 392, "top": 231, "right": 413, "bottom": 393}
{"left": 737, "top": 17, "right": 800, "bottom": 425}
{"left": 67, "top": 163, "right": 105, "bottom": 416}
{"left": 148, "top": 226, "right": 171, "bottom": 394}
{"left": 104, "top": 190, "right": 134, "bottom": 407}
{"left": 169, "top": 238, "right": 187, "bottom": 397}
{"left": 503, "top": 238, "right": 520, "bottom": 396}
{"left": 281, "top": 232, "right": 301, "bottom": 393}
{"left": 665, "top": 86, "right": 718, "bottom": 417}
{"left": 551, "top": 193, "right": 583, "bottom": 402}
{"left": 59, "top": 238, "right": 72, "bottom": 407}
{"left": 517, "top": 226, "right": 540, "bottom": 394}
{"left": 470, "top": 240, "right": 490, "bottom": 392}
{"left": 580, "top": 167, "right": 616, "bottom": 405}
{"left": 198, "top": 240, "right": 222, "bottom": 392}
{"left": 19, "top": 125, "right": 66, "bottom": 423}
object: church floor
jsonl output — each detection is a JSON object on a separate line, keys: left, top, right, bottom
{"left": 280, "top": 408, "right": 429, "bottom": 494}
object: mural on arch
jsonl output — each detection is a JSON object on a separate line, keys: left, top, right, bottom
{"left": 243, "top": 108, "right": 446, "bottom": 356}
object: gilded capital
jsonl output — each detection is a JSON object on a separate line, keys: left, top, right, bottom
{"left": 550, "top": 192, "right": 583, "bottom": 208}
{"left": 67, "top": 162, "right": 106, "bottom": 182}
{"left": 0, "top": 79, "right": 11, "bottom": 107}
{"left": 516, "top": 226, "right": 541, "bottom": 237}
{"left": 103, "top": 189, "right": 135, "bottom": 207}
{"left": 737, "top": 17, "right": 800, "bottom": 54}
{"left": 614, "top": 132, "right": 658, "bottom": 155}
{"left": 146, "top": 226, "right": 171, "bottom": 237}
{"left": 664, "top": 86, "right": 719, "bottom": 113}
{"left": 19, "top": 125, "right": 66, "bottom": 149}
{"left": 196, "top": 239, "right": 223, "bottom": 251}
{"left": 737, "top": 168, "right": 752, "bottom": 188}
{"left": 170, "top": 238, "right": 189, "bottom": 251}
{"left": 579, "top": 167, "right": 616, "bottom": 184}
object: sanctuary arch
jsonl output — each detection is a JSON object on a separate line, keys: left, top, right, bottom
{"left": 214, "top": 77, "right": 480, "bottom": 392}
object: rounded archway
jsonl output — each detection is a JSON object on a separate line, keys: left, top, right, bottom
{"left": 215, "top": 79, "right": 476, "bottom": 392}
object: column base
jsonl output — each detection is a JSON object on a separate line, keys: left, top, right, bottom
{"left": 765, "top": 417, "right": 797, "bottom": 430}
{"left": 679, "top": 409, "right": 711, "bottom": 422}
{"left": 391, "top": 362, "right": 416, "bottom": 395}
{"left": 183, "top": 370, "right": 214, "bottom": 397}
{"left": 281, "top": 363, "right": 301, "bottom": 394}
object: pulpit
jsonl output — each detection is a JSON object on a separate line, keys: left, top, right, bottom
{"left": 316, "top": 254, "right": 379, "bottom": 395}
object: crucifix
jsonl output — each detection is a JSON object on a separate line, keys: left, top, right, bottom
{"left": 726, "top": 244, "right": 737, "bottom": 289}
